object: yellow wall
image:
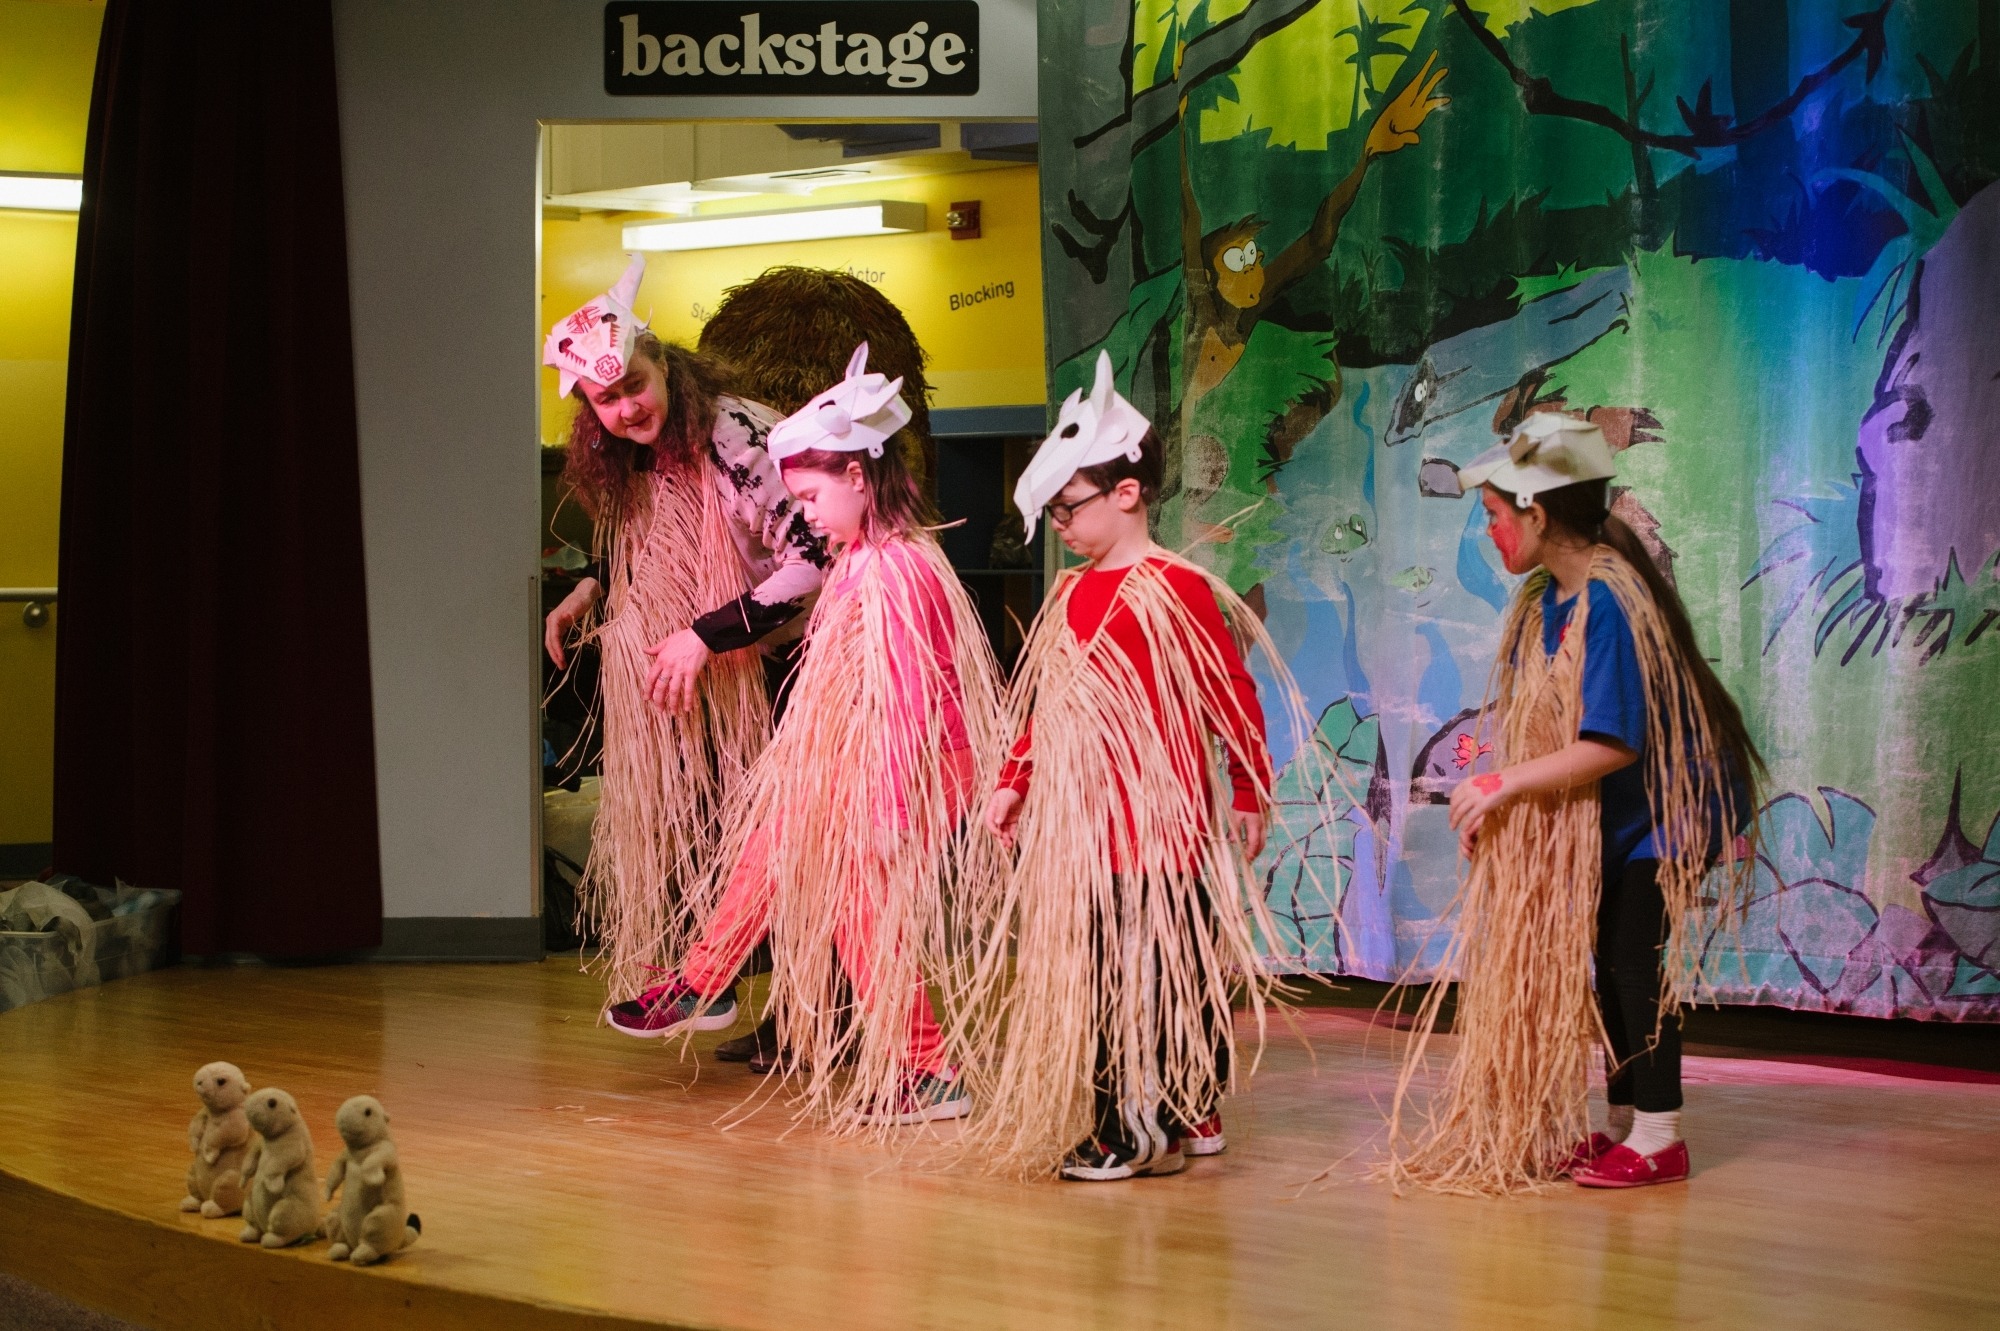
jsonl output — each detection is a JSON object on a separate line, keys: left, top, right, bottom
{"left": 0, "top": 0, "right": 103, "bottom": 846}
{"left": 540, "top": 161, "right": 1044, "bottom": 445}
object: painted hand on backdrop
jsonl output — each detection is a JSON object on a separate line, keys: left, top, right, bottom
{"left": 1365, "top": 51, "right": 1450, "bottom": 159}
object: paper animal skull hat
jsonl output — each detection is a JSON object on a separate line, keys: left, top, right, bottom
{"left": 766, "top": 343, "right": 912, "bottom": 462}
{"left": 1456, "top": 412, "right": 1617, "bottom": 509}
{"left": 1014, "top": 351, "right": 1152, "bottom": 537}
{"left": 543, "top": 254, "right": 648, "bottom": 397}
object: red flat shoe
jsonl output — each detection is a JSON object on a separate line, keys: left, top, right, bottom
{"left": 1573, "top": 1140, "right": 1690, "bottom": 1189}
{"left": 1559, "top": 1132, "right": 1617, "bottom": 1175}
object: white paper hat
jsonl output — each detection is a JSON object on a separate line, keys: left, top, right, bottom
{"left": 543, "top": 254, "right": 647, "bottom": 397}
{"left": 766, "top": 343, "right": 912, "bottom": 462}
{"left": 1014, "top": 351, "right": 1152, "bottom": 537}
{"left": 1456, "top": 413, "right": 1617, "bottom": 509}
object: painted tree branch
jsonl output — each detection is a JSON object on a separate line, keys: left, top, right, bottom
{"left": 1050, "top": 191, "right": 1135, "bottom": 283}
{"left": 1450, "top": 0, "right": 1890, "bottom": 159}
{"left": 1074, "top": 0, "right": 1326, "bottom": 151}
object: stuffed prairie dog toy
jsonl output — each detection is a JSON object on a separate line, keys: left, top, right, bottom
{"left": 239, "top": 1088, "right": 320, "bottom": 1249}
{"left": 181, "top": 1062, "right": 252, "bottom": 1218}
{"left": 323, "top": 1095, "right": 419, "bottom": 1265}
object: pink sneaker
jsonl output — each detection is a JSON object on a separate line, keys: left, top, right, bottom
{"left": 605, "top": 979, "right": 737, "bottom": 1039}
{"left": 1573, "top": 1140, "right": 1690, "bottom": 1189}
{"left": 1181, "top": 1112, "right": 1227, "bottom": 1157}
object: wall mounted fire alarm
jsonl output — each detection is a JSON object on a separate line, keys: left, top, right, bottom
{"left": 946, "top": 201, "right": 981, "bottom": 240}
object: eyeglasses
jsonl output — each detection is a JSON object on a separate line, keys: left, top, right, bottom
{"left": 1045, "top": 487, "right": 1110, "bottom": 527}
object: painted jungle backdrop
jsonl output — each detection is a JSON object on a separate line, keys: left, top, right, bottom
{"left": 1038, "top": 0, "right": 2000, "bottom": 1019}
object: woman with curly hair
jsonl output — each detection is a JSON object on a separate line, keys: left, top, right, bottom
{"left": 542, "top": 256, "right": 829, "bottom": 1035}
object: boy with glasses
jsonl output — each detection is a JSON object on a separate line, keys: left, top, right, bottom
{"left": 960, "top": 353, "right": 1292, "bottom": 1181}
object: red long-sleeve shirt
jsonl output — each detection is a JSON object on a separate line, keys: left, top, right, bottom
{"left": 998, "top": 558, "right": 1270, "bottom": 825}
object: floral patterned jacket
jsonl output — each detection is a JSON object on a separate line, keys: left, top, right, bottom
{"left": 688, "top": 396, "right": 829, "bottom": 652}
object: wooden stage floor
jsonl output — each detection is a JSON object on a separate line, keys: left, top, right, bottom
{"left": 3, "top": 963, "right": 1997, "bottom": 1331}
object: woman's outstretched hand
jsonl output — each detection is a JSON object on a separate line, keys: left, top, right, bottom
{"left": 544, "top": 578, "right": 600, "bottom": 668}
{"left": 642, "top": 628, "right": 713, "bottom": 713}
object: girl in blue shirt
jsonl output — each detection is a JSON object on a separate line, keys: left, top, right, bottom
{"left": 1402, "top": 416, "right": 1762, "bottom": 1193}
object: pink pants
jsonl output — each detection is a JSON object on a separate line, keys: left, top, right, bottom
{"left": 681, "top": 747, "right": 976, "bottom": 1074}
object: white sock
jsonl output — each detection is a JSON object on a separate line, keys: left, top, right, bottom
{"left": 1604, "top": 1103, "right": 1634, "bottom": 1144}
{"left": 1622, "top": 1109, "right": 1681, "bottom": 1157}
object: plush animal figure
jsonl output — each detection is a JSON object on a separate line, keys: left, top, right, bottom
{"left": 238, "top": 1088, "right": 320, "bottom": 1248}
{"left": 323, "top": 1095, "right": 420, "bottom": 1265}
{"left": 180, "top": 1061, "right": 252, "bottom": 1218}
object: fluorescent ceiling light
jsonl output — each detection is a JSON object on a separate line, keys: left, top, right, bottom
{"left": 624, "top": 200, "right": 923, "bottom": 253}
{"left": 0, "top": 173, "right": 82, "bottom": 212}
{"left": 543, "top": 182, "right": 756, "bottom": 215}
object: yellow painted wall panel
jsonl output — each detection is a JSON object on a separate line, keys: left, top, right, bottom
{"left": 0, "top": 211, "right": 76, "bottom": 360}
{"left": 540, "top": 162, "right": 1044, "bottom": 445}
{"left": 0, "top": 320, "right": 68, "bottom": 849}
{"left": 0, "top": 1, "right": 101, "bottom": 174}
{"left": 1, "top": 0, "right": 102, "bottom": 846}
{"left": 0, "top": 359, "right": 64, "bottom": 583}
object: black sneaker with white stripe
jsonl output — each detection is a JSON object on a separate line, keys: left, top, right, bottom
{"left": 1059, "top": 1132, "right": 1186, "bottom": 1181}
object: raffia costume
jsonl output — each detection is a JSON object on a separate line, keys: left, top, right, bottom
{"left": 1383, "top": 550, "right": 1750, "bottom": 1196}
{"left": 545, "top": 258, "right": 829, "bottom": 1008}
{"left": 954, "top": 547, "right": 1344, "bottom": 1176}
{"left": 672, "top": 531, "right": 1007, "bottom": 1132}
{"left": 577, "top": 447, "right": 779, "bottom": 1001}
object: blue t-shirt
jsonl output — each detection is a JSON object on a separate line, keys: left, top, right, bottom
{"left": 1541, "top": 578, "right": 1655, "bottom": 869}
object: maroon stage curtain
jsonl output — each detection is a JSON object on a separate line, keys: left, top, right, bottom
{"left": 54, "top": 0, "right": 382, "bottom": 956}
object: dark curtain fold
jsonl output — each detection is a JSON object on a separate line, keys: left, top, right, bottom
{"left": 54, "top": 0, "right": 382, "bottom": 956}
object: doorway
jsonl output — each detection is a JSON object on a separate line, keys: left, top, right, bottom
{"left": 535, "top": 118, "right": 1046, "bottom": 950}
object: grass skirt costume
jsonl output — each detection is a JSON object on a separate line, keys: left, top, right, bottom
{"left": 672, "top": 532, "right": 1006, "bottom": 1133}
{"left": 579, "top": 461, "right": 772, "bottom": 1002}
{"left": 953, "top": 547, "right": 1344, "bottom": 1176}
{"left": 1382, "top": 549, "right": 1751, "bottom": 1196}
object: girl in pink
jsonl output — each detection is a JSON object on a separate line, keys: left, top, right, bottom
{"left": 613, "top": 346, "right": 1005, "bottom": 1129}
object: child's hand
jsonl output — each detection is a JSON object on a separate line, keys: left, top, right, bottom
{"left": 984, "top": 788, "right": 1024, "bottom": 848}
{"left": 1449, "top": 770, "right": 1510, "bottom": 857}
{"left": 1228, "top": 809, "right": 1268, "bottom": 861}
{"left": 1456, "top": 811, "right": 1483, "bottom": 859}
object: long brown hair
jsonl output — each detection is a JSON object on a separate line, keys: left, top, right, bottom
{"left": 777, "top": 444, "right": 935, "bottom": 543}
{"left": 1506, "top": 477, "right": 1766, "bottom": 815}
{"left": 561, "top": 332, "right": 733, "bottom": 525}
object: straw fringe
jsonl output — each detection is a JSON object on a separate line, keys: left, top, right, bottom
{"left": 1380, "top": 550, "right": 1754, "bottom": 1196}
{"left": 582, "top": 463, "right": 773, "bottom": 1001}
{"left": 692, "top": 533, "right": 1006, "bottom": 1136}
{"left": 950, "top": 547, "right": 1349, "bottom": 1177}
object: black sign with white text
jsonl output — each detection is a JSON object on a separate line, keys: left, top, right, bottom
{"left": 606, "top": 2, "right": 980, "bottom": 96}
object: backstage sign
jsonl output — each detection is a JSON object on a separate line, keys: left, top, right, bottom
{"left": 606, "top": 3, "right": 980, "bottom": 96}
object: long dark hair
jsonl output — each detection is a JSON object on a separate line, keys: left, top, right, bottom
{"left": 777, "top": 443, "right": 935, "bottom": 543}
{"left": 561, "top": 332, "right": 733, "bottom": 525}
{"left": 1509, "top": 477, "right": 1767, "bottom": 797}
